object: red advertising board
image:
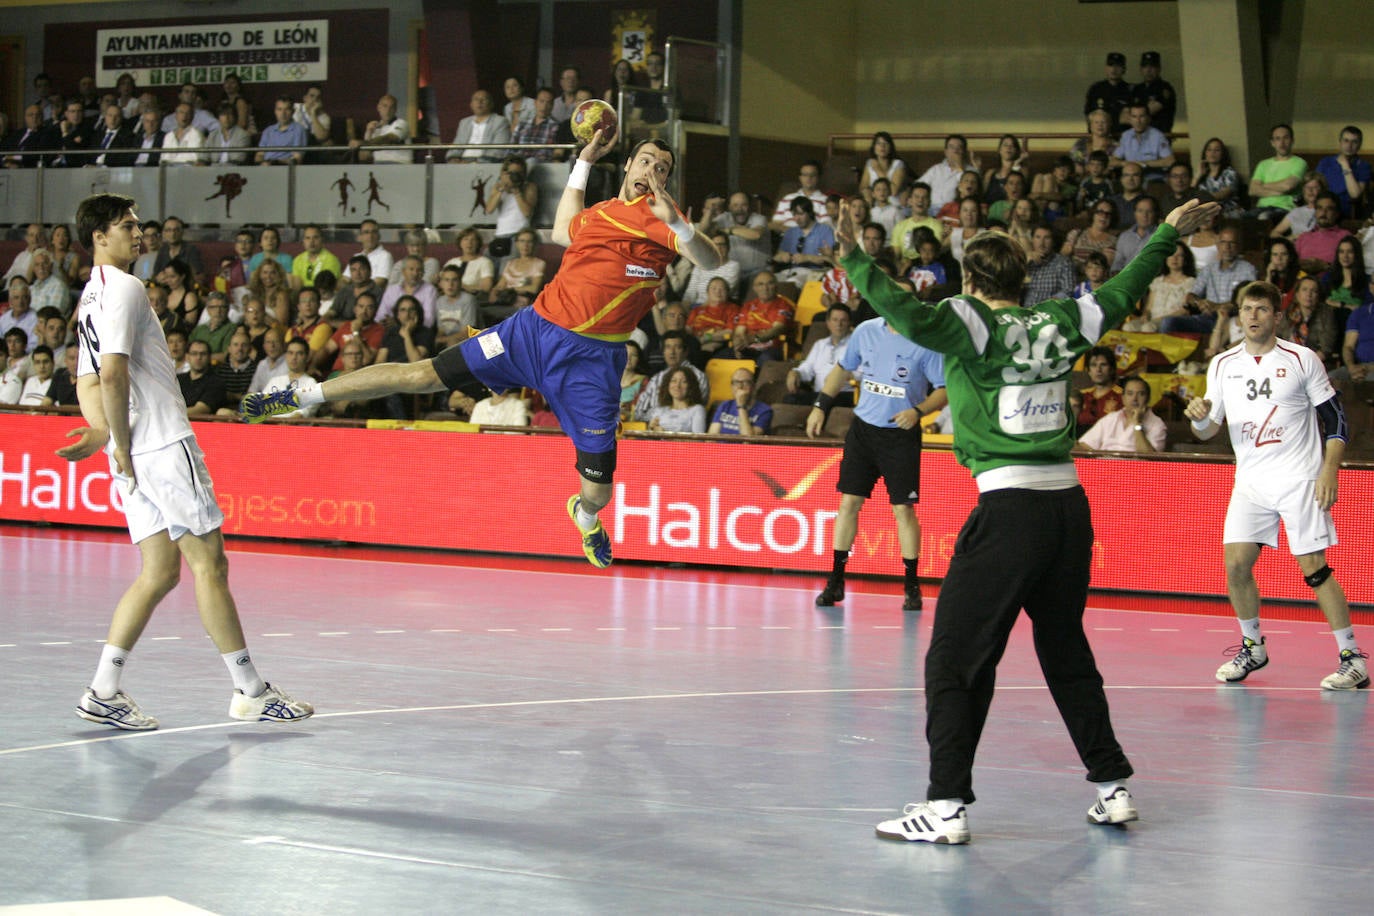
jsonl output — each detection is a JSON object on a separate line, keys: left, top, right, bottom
{"left": 2, "top": 413, "right": 1370, "bottom": 604}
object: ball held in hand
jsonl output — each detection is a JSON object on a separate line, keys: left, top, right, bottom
{"left": 571, "top": 99, "right": 618, "bottom": 145}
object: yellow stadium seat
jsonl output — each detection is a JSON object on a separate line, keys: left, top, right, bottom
{"left": 705, "top": 358, "right": 757, "bottom": 405}
{"left": 792, "top": 281, "right": 827, "bottom": 345}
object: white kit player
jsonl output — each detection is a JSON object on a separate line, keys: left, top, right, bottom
{"left": 59, "top": 193, "right": 313, "bottom": 729}
{"left": 1185, "top": 280, "right": 1366, "bottom": 690}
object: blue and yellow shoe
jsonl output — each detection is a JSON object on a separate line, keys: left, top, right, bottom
{"left": 240, "top": 388, "right": 302, "bottom": 423}
{"left": 566, "top": 495, "right": 612, "bottom": 568}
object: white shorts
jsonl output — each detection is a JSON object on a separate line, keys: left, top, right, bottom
{"left": 111, "top": 437, "right": 225, "bottom": 544}
{"left": 1223, "top": 478, "right": 1338, "bottom": 556}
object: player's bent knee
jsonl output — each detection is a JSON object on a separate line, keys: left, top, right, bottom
{"left": 576, "top": 448, "right": 617, "bottom": 484}
{"left": 1303, "top": 564, "right": 1334, "bottom": 589}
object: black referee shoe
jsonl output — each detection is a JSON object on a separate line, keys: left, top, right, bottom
{"left": 902, "top": 585, "right": 923, "bottom": 612}
{"left": 816, "top": 580, "right": 845, "bottom": 606}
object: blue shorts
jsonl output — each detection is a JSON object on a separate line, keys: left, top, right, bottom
{"left": 448, "top": 307, "right": 626, "bottom": 456}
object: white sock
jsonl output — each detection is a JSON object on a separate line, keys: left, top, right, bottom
{"left": 91, "top": 644, "right": 130, "bottom": 698}
{"left": 298, "top": 385, "right": 325, "bottom": 407}
{"left": 929, "top": 798, "right": 963, "bottom": 817}
{"left": 222, "top": 649, "right": 267, "bottom": 697}
{"left": 575, "top": 505, "right": 598, "bottom": 531}
{"left": 1239, "top": 617, "right": 1263, "bottom": 645}
{"left": 1333, "top": 627, "right": 1359, "bottom": 654}
{"left": 1096, "top": 780, "right": 1126, "bottom": 800}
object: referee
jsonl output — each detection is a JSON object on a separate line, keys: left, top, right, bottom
{"left": 806, "top": 317, "right": 946, "bottom": 611}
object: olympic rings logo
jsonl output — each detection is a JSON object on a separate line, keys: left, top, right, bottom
{"left": 282, "top": 64, "right": 308, "bottom": 80}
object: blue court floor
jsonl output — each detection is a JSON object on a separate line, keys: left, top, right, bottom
{"left": 1, "top": 527, "right": 1370, "bottom": 915}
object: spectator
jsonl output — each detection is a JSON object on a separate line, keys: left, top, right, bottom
{"left": 604, "top": 59, "right": 640, "bottom": 106}
{"left": 1023, "top": 226, "right": 1076, "bottom": 305}
{"left": 1004, "top": 199, "right": 1039, "bottom": 256}
{"left": 43, "top": 344, "right": 79, "bottom": 406}
{"left": 1320, "top": 237, "right": 1370, "bottom": 314}
{"left": 286, "top": 286, "right": 333, "bottom": 360}
{"left": 393, "top": 229, "right": 440, "bottom": 287}
{"left": 151, "top": 286, "right": 188, "bottom": 338}
{"left": 1078, "top": 376, "right": 1166, "bottom": 452}
{"left": 1204, "top": 289, "right": 1246, "bottom": 360}
{"left": 378, "top": 256, "right": 439, "bottom": 326}
{"left": 1247, "top": 124, "right": 1307, "bottom": 220}
{"left": 3, "top": 104, "right": 57, "bottom": 168}
{"left": 92, "top": 103, "right": 136, "bottom": 168}
{"left": 256, "top": 95, "right": 308, "bottom": 165}
{"left": 250, "top": 258, "right": 294, "bottom": 325}
{"left": 433, "top": 265, "right": 479, "bottom": 351}
{"left": 935, "top": 171, "right": 982, "bottom": 228}
{"left": 488, "top": 229, "right": 546, "bottom": 312}
{"left": 1084, "top": 51, "right": 1132, "bottom": 132}
{"left": 681, "top": 227, "right": 741, "bottom": 307}
{"left": 246, "top": 225, "right": 293, "bottom": 277}
{"left": 322, "top": 339, "right": 383, "bottom": 418}
{"left": 867, "top": 177, "right": 901, "bottom": 238}
{"left": 1078, "top": 346, "right": 1123, "bottom": 431}
{"left": 708, "top": 366, "right": 772, "bottom": 435}
{"left": 552, "top": 66, "right": 581, "bottom": 122}
{"left": 319, "top": 292, "right": 383, "bottom": 375}
{"left": 859, "top": 131, "right": 908, "bottom": 201}
{"left": 222, "top": 228, "right": 256, "bottom": 297}
{"left": 774, "top": 197, "right": 833, "bottom": 287}
{"left": 188, "top": 291, "right": 235, "bottom": 362}
{"left": 27, "top": 250, "right": 69, "bottom": 316}
{"left": 636, "top": 50, "right": 668, "bottom": 124}
{"left": 1110, "top": 161, "right": 1148, "bottom": 229}
{"left": 1133, "top": 241, "right": 1195, "bottom": 332}
{"left": 646, "top": 301, "right": 702, "bottom": 371}
{"left": 160, "top": 102, "right": 204, "bottom": 166}
{"left": 501, "top": 75, "right": 534, "bottom": 129}
{"left": 1111, "top": 104, "right": 1174, "bottom": 182}
{"left": 634, "top": 331, "right": 708, "bottom": 420}
{"left": 447, "top": 90, "right": 511, "bottom": 162}
{"left": 1314, "top": 125, "right": 1370, "bottom": 219}
{"left": 486, "top": 155, "right": 539, "bottom": 252}
{"left": 686, "top": 277, "right": 740, "bottom": 356}
{"left": 1072, "top": 252, "right": 1110, "bottom": 301}
{"left": 786, "top": 303, "right": 853, "bottom": 405}
{"left": 1263, "top": 236, "right": 1304, "bottom": 303}
{"left": 3, "top": 223, "right": 47, "bottom": 285}
{"left": 905, "top": 228, "right": 960, "bottom": 301}
{"left": 1112, "top": 197, "right": 1160, "bottom": 274}
{"left": 292, "top": 225, "right": 342, "bottom": 290}
{"left": 34, "top": 307, "right": 69, "bottom": 362}
{"left": 0, "top": 328, "right": 28, "bottom": 401}
{"left": 821, "top": 222, "right": 885, "bottom": 307}
{"left": 736, "top": 271, "right": 794, "bottom": 361}
{"left": 239, "top": 297, "right": 283, "bottom": 362}
{"left": 1170, "top": 227, "right": 1256, "bottom": 334}
{"left": 1280, "top": 275, "right": 1341, "bottom": 368}
{"left": 1182, "top": 203, "right": 1221, "bottom": 273}
{"left": 986, "top": 172, "right": 1029, "bottom": 226}
{"left": 1195, "top": 137, "right": 1245, "bottom": 218}
{"left": 982, "top": 134, "right": 1029, "bottom": 206}
{"left": 160, "top": 83, "right": 218, "bottom": 135}
{"left": 1270, "top": 172, "right": 1326, "bottom": 240}
{"left": 130, "top": 108, "right": 163, "bottom": 167}
{"left": 1062, "top": 199, "right": 1119, "bottom": 272}
{"left": 53, "top": 97, "right": 95, "bottom": 167}
{"left": 705, "top": 191, "right": 765, "bottom": 288}
{"left": 178, "top": 339, "right": 227, "bottom": 415}
{"left": 213, "top": 329, "right": 256, "bottom": 414}
{"left": 1131, "top": 51, "right": 1177, "bottom": 134}
{"left": 770, "top": 160, "right": 829, "bottom": 230}
{"left": 1334, "top": 281, "right": 1374, "bottom": 380}
{"left": 947, "top": 197, "right": 984, "bottom": 268}
{"left": 1071, "top": 110, "right": 1117, "bottom": 178}
{"left": 620, "top": 340, "right": 649, "bottom": 417}
{"left": 1294, "top": 193, "right": 1353, "bottom": 269}
{"left": 248, "top": 326, "right": 287, "bottom": 391}
{"left": 918, "top": 134, "right": 975, "bottom": 215}
{"left": 512, "top": 86, "right": 560, "bottom": 163}
{"left": 220, "top": 73, "right": 255, "bottom": 135}
{"left": 293, "top": 85, "right": 333, "bottom": 146}
{"left": 1075, "top": 150, "right": 1115, "bottom": 213}
{"left": 153, "top": 216, "right": 204, "bottom": 283}
{"left": 1, "top": 279, "right": 37, "bottom": 347}
{"left": 1030, "top": 155, "right": 1078, "bottom": 223}
{"left": 260, "top": 339, "right": 321, "bottom": 420}
{"left": 352, "top": 94, "right": 409, "bottom": 164}
{"left": 646, "top": 366, "right": 707, "bottom": 434}
{"left": 445, "top": 228, "right": 497, "bottom": 298}
{"left": 204, "top": 102, "right": 250, "bottom": 165}
{"left": 329, "top": 255, "right": 377, "bottom": 324}
{"left": 131, "top": 220, "right": 160, "bottom": 282}
{"left": 16, "top": 345, "right": 55, "bottom": 405}
{"left": 353, "top": 219, "right": 393, "bottom": 290}
{"left": 1158, "top": 162, "right": 1209, "bottom": 214}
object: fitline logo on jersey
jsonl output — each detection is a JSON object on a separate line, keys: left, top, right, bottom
{"left": 0, "top": 450, "right": 123, "bottom": 514}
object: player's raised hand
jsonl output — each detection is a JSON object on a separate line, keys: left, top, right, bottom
{"left": 579, "top": 127, "right": 618, "bottom": 164}
{"left": 644, "top": 170, "right": 681, "bottom": 226}
{"left": 56, "top": 425, "right": 109, "bottom": 462}
{"left": 1165, "top": 199, "right": 1221, "bottom": 236}
{"left": 834, "top": 200, "right": 859, "bottom": 258}
{"left": 1183, "top": 396, "right": 1212, "bottom": 422}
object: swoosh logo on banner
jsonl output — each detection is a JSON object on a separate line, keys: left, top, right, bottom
{"left": 752, "top": 452, "right": 843, "bottom": 501}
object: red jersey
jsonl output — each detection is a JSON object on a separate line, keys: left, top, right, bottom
{"left": 687, "top": 301, "right": 742, "bottom": 337}
{"left": 535, "top": 196, "right": 683, "bottom": 340}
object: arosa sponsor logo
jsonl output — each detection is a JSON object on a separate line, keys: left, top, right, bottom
{"left": 614, "top": 483, "right": 837, "bottom": 555}
{"left": 0, "top": 452, "right": 122, "bottom": 513}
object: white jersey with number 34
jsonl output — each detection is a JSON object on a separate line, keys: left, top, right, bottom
{"left": 1203, "top": 340, "right": 1335, "bottom": 484}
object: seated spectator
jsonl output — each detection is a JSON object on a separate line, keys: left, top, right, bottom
{"left": 1004, "top": 198, "right": 1039, "bottom": 256}
{"left": 130, "top": 108, "right": 163, "bottom": 167}
{"left": 468, "top": 387, "right": 530, "bottom": 426}
{"left": 947, "top": 197, "right": 984, "bottom": 267}
{"left": 634, "top": 331, "right": 709, "bottom": 420}
{"left": 161, "top": 102, "right": 204, "bottom": 166}
{"left": 1023, "top": 226, "right": 1076, "bottom": 306}
{"left": 220, "top": 73, "right": 255, "bottom": 135}
{"left": 1112, "top": 196, "right": 1160, "bottom": 274}
{"left": 1078, "top": 346, "right": 1123, "bottom": 430}
{"left": 681, "top": 226, "right": 741, "bottom": 306}
{"left": 709, "top": 366, "right": 772, "bottom": 435}
{"left": 323, "top": 339, "right": 382, "bottom": 419}
{"left": 434, "top": 264, "right": 480, "bottom": 350}
{"left": 351, "top": 94, "right": 409, "bottom": 164}
{"left": 260, "top": 339, "right": 321, "bottom": 420}
{"left": 1131, "top": 242, "right": 1195, "bottom": 332}
{"left": 774, "top": 197, "right": 833, "bottom": 287}
{"left": 188, "top": 292, "right": 236, "bottom": 363}
{"left": 620, "top": 340, "right": 648, "bottom": 418}
{"left": 377, "top": 295, "right": 435, "bottom": 364}
{"left": 447, "top": 90, "right": 511, "bottom": 162}
{"left": 1075, "top": 151, "right": 1115, "bottom": 213}
{"left": 1314, "top": 125, "right": 1370, "bottom": 219}
{"left": 1109, "top": 162, "right": 1148, "bottom": 230}
{"left": 213, "top": 329, "right": 257, "bottom": 415}
{"left": 1204, "top": 294, "right": 1245, "bottom": 359}
{"left": 891, "top": 183, "right": 942, "bottom": 269}
{"left": 687, "top": 277, "right": 741, "bottom": 356}
{"left": 248, "top": 327, "right": 287, "bottom": 391}
{"left": 53, "top": 97, "right": 95, "bottom": 167}
{"left": 512, "top": 86, "right": 560, "bottom": 163}
{"left": 257, "top": 95, "right": 308, "bottom": 165}
{"left": 1247, "top": 123, "right": 1307, "bottom": 220}
{"left": 786, "top": 304, "right": 853, "bottom": 406}
{"left": 166, "top": 329, "right": 190, "bottom": 374}
{"left": 647, "top": 366, "right": 707, "bottom": 434}
{"left": 43, "top": 344, "right": 79, "bottom": 406}
{"left": 1110, "top": 104, "right": 1174, "bottom": 182}
{"left": 286, "top": 286, "right": 334, "bottom": 360}
{"left": 153, "top": 216, "right": 205, "bottom": 283}
{"left": 983, "top": 134, "right": 1030, "bottom": 206}
{"left": 247, "top": 225, "right": 294, "bottom": 278}
{"left": 27, "top": 250, "right": 69, "bottom": 316}
{"left": 249, "top": 258, "right": 293, "bottom": 326}
{"left": 1157, "top": 162, "right": 1209, "bottom": 214}
{"left": 868, "top": 178, "right": 901, "bottom": 238}
{"left": 148, "top": 282, "right": 190, "bottom": 336}
{"left": 1182, "top": 205, "right": 1221, "bottom": 274}
{"left": 46, "top": 224, "right": 81, "bottom": 289}
{"left": 160, "top": 83, "right": 218, "bottom": 135}
{"left": 1334, "top": 285, "right": 1374, "bottom": 380}
{"left": 1195, "top": 138, "right": 1245, "bottom": 218}
{"left": 16, "top": 345, "right": 55, "bottom": 405}
{"left": 330, "top": 255, "right": 380, "bottom": 324}
{"left": 1269, "top": 172, "right": 1325, "bottom": 239}
{"left": 445, "top": 228, "right": 497, "bottom": 298}
{"left": 318, "top": 292, "right": 383, "bottom": 375}
{"left": 1262, "top": 237, "right": 1304, "bottom": 303}
{"left": 156, "top": 257, "right": 201, "bottom": 327}
{"left": 1073, "top": 251, "right": 1110, "bottom": 300}
{"left": 821, "top": 222, "right": 886, "bottom": 308}
{"left": 33, "top": 307, "right": 68, "bottom": 363}
{"left": 354, "top": 219, "right": 393, "bottom": 289}
{"left": 3, "top": 104, "right": 58, "bottom": 169}
{"left": 918, "top": 134, "right": 975, "bottom": 214}
{"left": 986, "top": 172, "right": 1029, "bottom": 226}
{"left": 1280, "top": 276, "right": 1341, "bottom": 368}
{"left": 292, "top": 225, "right": 342, "bottom": 290}
{"left": 1321, "top": 237, "right": 1371, "bottom": 319}
{"left": 1030, "top": 156, "right": 1078, "bottom": 223}
{"left": 221, "top": 229, "right": 256, "bottom": 300}
{"left": 313, "top": 270, "right": 338, "bottom": 316}
{"left": 770, "top": 160, "right": 830, "bottom": 230}
{"left": 92, "top": 103, "right": 136, "bottom": 168}
{"left": 178, "top": 340, "right": 227, "bottom": 415}
{"left": 736, "top": 271, "right": 794, "bottom": 361}
{"left": 378, "top": 255, "right": 439, "bottom": 326}
{"left": 0, "top": 329, "right": 28, "bottom": 402}
{"left": 905, "top": 229, "right": 960, "bottom": 301}
{"left": 486, "top": 155, "right": 539, "bottom": 253}
{"left": 859, "top": 131, "right": 908, "bottom": 201}
{"left": 646, "top": 301, "right": 702, "bottom": 371}
{"left": 1077, "top": 376, "right": 1166, "bottom": 453}
{"left": 935, "top": 171, "right": 983, "bottom": 228}
{"left": 1168, "top": 227, "right": 1255, "bottom": 334}
{"left": 129, "top": 219, "right": 161, "bottom": 282}
{"left": 1294, "top": 192, "right": 1353, "bottom": 269}
{"left": 488, "top": 228, "right": 546, "bottom": 312}
{"left": 1, "top": 278, "right": 38, "bottom": 344}
{"left": 293, "top": 85, "right": 333, "bottom": 149}
{"left": 1062, "top": 200, "right": 1119, "bottom": 272}
{"left": 389, "top": 229, "right": 440, "bottom": 287}
{"left": 205, "top": 102, "right": 250, "bottom": 165}
{"left": 240, "top": 298, "right": 283, "bottom": 361}
{"left": 3, "top": 223, "right": 46, "bottom": 285}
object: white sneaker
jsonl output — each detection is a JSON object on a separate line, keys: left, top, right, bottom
{"left": 76, "top": 688, "right": 158, "bottom": 731}
{"left": 229, "top": 683, "right": 314, "bottom": 722}
{"left": 1320, "top": 650, "right": 1370, "bottom": 690}
{"left": 1087, "top": 787, "right": 1138, "bottom": 825}
{"left": 1216, "top": 637, "right": 1268, "bottom": 683}
{"left": 875, "top": 802, "right": 970, "bottom": 845}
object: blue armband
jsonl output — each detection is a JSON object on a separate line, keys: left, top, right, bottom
{"left": 1315, "top": 392, "right": 1348, "bottom": 443}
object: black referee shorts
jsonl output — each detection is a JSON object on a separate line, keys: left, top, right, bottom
{"left": 836, "top": 415, "right": 922, "bottom": 504}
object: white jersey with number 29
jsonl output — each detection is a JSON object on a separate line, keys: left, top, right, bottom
{"left": 1203, "top": 340, "right": 1335, "bottom": 485}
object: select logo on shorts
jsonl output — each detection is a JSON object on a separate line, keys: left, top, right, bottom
{"left": 625, "top": 264, "right": 660, "bottom": 279}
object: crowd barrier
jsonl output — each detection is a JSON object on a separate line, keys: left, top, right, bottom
{"left": 1, "top": 412, "right": 1370, "bottom": 606}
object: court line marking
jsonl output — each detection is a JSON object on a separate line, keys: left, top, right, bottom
{"left": 0, "top": 683, "right": 1341, "bottom": 760}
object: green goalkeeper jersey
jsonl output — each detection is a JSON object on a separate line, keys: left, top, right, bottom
{"left": 840, "top": 225, "right": 1180, "bottom": 480}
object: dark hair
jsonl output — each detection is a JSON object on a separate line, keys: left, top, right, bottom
{"left": 790, "top": 196, "right": 815, "bottom": 217}
{"left": 1270, "top": 123, "right": 1294, "bottom": 139}
{"left": 1084, "top": 251, "right": 1111, "bottom": 272}
{"left": 627, "top": 138, "right": 675, "bottom": 177}
{"left": 313, "top": 269, "right": 337, "bottom": 294}
{"left": 910, "top": 181, "right": 932, "bottom": 196}
{"left": 4, "top": 327, "right": 27, "bottom": 345}
{"left": 285, "top": 338, "right": 310, "bottom": 354}
{"left": 868, "top": 131, "right": 899, "bottom": 162}
{"left": 658, "top": 366, "right": 703, "bottom": 407}
{"left": 1088, "top": 150, "right": 1110, "bottom": 166}
{"left": 1331, "top": 236, "right": 1370, "bottom": 292}
{"left": 1199, "top": 137, "right": 1232, "bottom": 173}
{"left": 1264, "top": 237, "right": 1298, "bottom": 289}
{"left": 826, "top": 303, "right": 852, "bottom": 320}
{"left": 962, "top": 231, "right": 1027, "bottom": 301}
{"left": 395, "top": 294, "right": 422, "bottom": 316}
{"left": 1342, "top": 125, "right": 1364, "bottom": 143}
{"left": 348, "top": 254, "right": 372, "bottom": 270}
{"left": 624, "top": 339, "right": 644, "bottom": 371}
{"left": 1122, "top": 375, "right": 1151, "bottom": 399}
{"left": 1158, "top": 242, "right": 1194, "bottom": 278}
{"left": 76, "top": 193, "right": 136, "bottom": 250}
{"left": 1092, "top": 198, "right": 1119, "bottom": 223}
{"left": 861, "top": 221, "right": 887, "bottom": 245}
{"left": 32, "top": 345, "right": 53, "bottom": 361}
{"left": 216, "top": 102, "right": 237, "bottom": 120}
{"left": 1238, "top": 280, "right": 1282, "bottom": 311}
{"left": 35, "top": 306, "right": 64, "bottom": 323}
{"left": 996, "top": 133, "right": 1021, "bottom": 159}
{"left": 164, "top": 258, "right": 193, "bottom": 288}
{"left": 1314, "top": 191, "right": 1341, "bottom": 210}
{"left": 1085, "top": 345, "right": 1117, "bottom": 379}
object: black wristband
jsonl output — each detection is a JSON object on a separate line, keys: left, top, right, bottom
{"left": 913, "top": 406, "right": 925, "bottom": 418}
{"left": 814, "top": 393, "right": 835, "bottom": 412}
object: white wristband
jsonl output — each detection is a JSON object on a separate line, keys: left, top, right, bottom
{"left": 667, "top": 216, "right": 696, "bottom": 245}
{"left": 568, "top": 159, "right": 591, "bottom": 191}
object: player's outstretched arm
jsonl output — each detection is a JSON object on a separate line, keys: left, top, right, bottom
{"left": 1164, "top": 199, "right": 1221, "bottom": 236}
{"left": 552, "top": 127, "right": 618, "bottom": 246}
{"left": 645, "top": 172, "right": 721, "bottom": 269}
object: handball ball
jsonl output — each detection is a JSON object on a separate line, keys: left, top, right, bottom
{"left": 572, "top": 99, "right": 618, "bottom": 144}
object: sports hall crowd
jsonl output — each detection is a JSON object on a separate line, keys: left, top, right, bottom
{"left": 3, "top": 52, "right": 1374, "bottom": 454}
